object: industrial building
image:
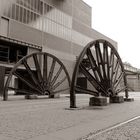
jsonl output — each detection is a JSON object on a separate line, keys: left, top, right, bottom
{"left": 124, "top": 63, "right": 140, "bottom": 91}
{"left": 0, "top": 0, "right": 118, "bottom": 96}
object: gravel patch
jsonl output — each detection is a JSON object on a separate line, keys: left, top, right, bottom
{"left": 84, "top": 118, "right": 140, "bottom": 140}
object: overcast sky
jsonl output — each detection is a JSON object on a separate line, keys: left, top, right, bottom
{"left": 83, "top": 0, "right": 140, "bottom": 68}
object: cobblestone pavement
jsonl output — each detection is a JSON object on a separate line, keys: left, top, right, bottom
{"left": 86, "top": 117, "right": 140, "bottom": 140}
{"left": 0, "top": 95, "right": 93, "bottom": 140}
{"left": 0, "top": 93, "right": 140, "bottom": 140}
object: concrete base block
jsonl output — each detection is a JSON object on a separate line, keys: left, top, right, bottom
{"left": 110, "top": 96, "right": 124, "bottom": 103}
{"left": 89, "top": 96, "right": 107, "bottom": 106}
{"left": 49, "top": 94, "right": 60, "bottom": 98}
{"left": 124, "top": 98, "right": 134, "bottom": 102}
{"left": 25, "top": 94, "right": 38, "bottom": 100}
{"left": 107, "top": 97, "right": 110, "bottom": 104}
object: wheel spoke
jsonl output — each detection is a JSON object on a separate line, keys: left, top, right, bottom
{"left": 51, "top": 88, "right": 70, "bottom": 94}
{"left": 95, "top": 41, "right": 107, "bottom": 80}
{"left": 116, "top": 87, "right": 126, "bottom": 94}
{"left": 52, "top": 76, "right": 67, "bottom": 90}
{"left": 22, "top": 59, "right": 43, "bottom": 91}
{"left": 43, "top": 53, "right": 48, "bottom": 82}
{"left": 113, "top": 72, "right": 124, "bottom": 89}
{"left": 114, "top": 60, "right": 119, "bottom": 70}
{"left": 13, "top": 71, "right": 42, "bottom": 94}
{"left": 109, "top": 49, "right": 114, "bottom": 65}
{"left": 112, "top": 61, "right": 119, "bottom": 84}
{"left": 103, "top": 42, "right": 110, "bottom": 80}
{"left": 33, "top": 54, "right": 43, "bottom": 83}
{"left": 75, "top": 86, "right": 98, "bottom": 96}
{"left": 22, "top": 59, "right": 38, "bottom": 84}
{"left": 47, "top": 59, "right": 56, "bottom": 85}
{"left": 110, "top": 51, "right": 115, "bottom": 82}
{"left": 80, "top": 63, "right": 107, "bottom": 95}
{"left": 50, "top": 65, "right": 63, "bottom": 86}
{"left": 86, "top": 48, "right": 102, "bottom": 82}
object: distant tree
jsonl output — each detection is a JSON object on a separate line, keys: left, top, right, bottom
{"left": 123, "top": 61, "right": 132, "bottom": 66}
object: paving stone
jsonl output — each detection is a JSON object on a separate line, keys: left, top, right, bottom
{"left": 0, "top": 92, "right": 138, "bottom": 140}
{"left": 49, "top": 94, "right": 60, "bottom": 98}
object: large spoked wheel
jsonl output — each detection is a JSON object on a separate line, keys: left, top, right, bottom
{"left": 70, "top": 39, "right": 128, "bottom": 108}
{"left": 4, "top": 52, "right": 70, "bottom": 100}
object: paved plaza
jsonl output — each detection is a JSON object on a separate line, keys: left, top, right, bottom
{"left": 0, "top": 92, "right": 140, "bottom": 140}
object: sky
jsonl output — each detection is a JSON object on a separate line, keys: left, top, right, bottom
{"left": 83, "top": 0, "right": 140, "bottom": 68}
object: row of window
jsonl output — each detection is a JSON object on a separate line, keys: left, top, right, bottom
{"left": 43, "top": 3, "right": 72, "bottom": 28}
{"left": 43, "top": 18, "right": 72, "bottom": 41}
{"left": 16, "top": 0, "right": 43, "bottom": 15}
{"left": 1, "top": 0, "right": 43, "bottom": 15}
{"left": 0, "top": 44, "right": 27, "bottom": 63}
{"left": 1, "top": 0, "right": 72, "bottom": 29}
{"left": 0, "top": 0, "right": 93, "bottom": 47}
{"left": 0, "top": 0, "right": 73, "bottom": 41}
{"left": 16, "top": 0, "right": 72, "bottom": 28}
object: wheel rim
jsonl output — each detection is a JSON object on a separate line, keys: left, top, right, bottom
{"left": 4, "top": 52, "right": 70, "bottom": 100}
{"left": 70, "top": 39, "right": 128, "bottom": 107}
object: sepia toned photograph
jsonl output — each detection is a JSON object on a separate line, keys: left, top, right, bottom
{"left": 0, "top": 0, "right": 140, "bottom": 139}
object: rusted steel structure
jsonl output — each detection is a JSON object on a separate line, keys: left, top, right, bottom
{"left": 70, "top": 39, "right": 128, "bottom": 108}
{"left": 4, "top": 52, "right": 70, "bottom": 101}
{"left": 3, "top": 39, "right": 129, "bottom": 106}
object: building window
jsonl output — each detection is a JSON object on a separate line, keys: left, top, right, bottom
{"left": 0, "top": 44, "right": 27, "bottom": 63}
{"left": 0, "top": 45, "right": 9, "bottom": 62}
{"left": 1, "top": 0, "right": 73, "bottom": 41}
{"left": 9, "top": 46, "right": 27, "bottom": 63}
{"left": 0, "top": 17, "right": 9, "bottom": 37}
